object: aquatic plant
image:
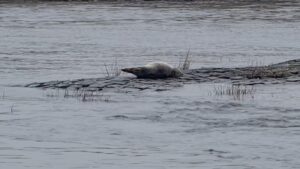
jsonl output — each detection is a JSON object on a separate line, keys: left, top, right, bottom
{"left": 178, "top": 49, "right": 191, "bottom": 71}
{"left": 45, "top": 89, "right": 111, "bottom": 102}
{"left": 10, "top": 104, "right": 14, "bottom": 113}
{"left": 45, "top": 89, "right": 60, "bottom": 97}
{"left": 212, "top": 84, "right": 256, "bottom": 100}
{"left": 1, "top": 90, "right": 5, "bottom": 99}
{"left": 104, "top": 58, "right": 121, "bottom": 77}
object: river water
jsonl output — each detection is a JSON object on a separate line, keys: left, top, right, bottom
{"left": 0, "top": 1, "right": 300, "bottom": 168}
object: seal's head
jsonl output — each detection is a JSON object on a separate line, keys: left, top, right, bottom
{"left": 171, "top": 68, "right": 183, "bottom": 78}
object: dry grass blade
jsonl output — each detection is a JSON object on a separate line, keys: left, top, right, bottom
{"left": 179, "top": 49, "right": 191, "bottom": 71}
{"left": 104, "top": 63, "right": 110, "bottom": 77}
{"left": 10, "top": 104, "right": 14, "bottom": 113}
{"left": 45, "top": 89, "right": 111, "bottom": 102}
{"left": 2, "top": 89, "right": 5, "bottom": 99}
{"left": 183, "top": 48, "right": 191, "bottom": 70}
{"left": 104, "top": 58, "right": 121, "bottom": 77}
{"left": 212, "top": 84, "right": 256, "bottom": 100}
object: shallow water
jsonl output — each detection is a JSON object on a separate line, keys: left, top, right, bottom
{"left": 0, "top": 1, "right": 300, "bottom": 169}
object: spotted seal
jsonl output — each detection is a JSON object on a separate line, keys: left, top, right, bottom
{"left": 122, "top": 62, "right": 183, "bottom": 79}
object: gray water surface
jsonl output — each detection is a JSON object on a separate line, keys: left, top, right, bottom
{"left": 0, "top": 1, "right": 300, "bottom": 169}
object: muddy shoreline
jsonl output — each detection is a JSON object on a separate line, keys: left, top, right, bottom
{"left": 26, "top": 59, "right": 300, "bottom": 92}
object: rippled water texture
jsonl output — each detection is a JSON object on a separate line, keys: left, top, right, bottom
{"left": 0, "top": 1, "right": 300, "bottom": 169}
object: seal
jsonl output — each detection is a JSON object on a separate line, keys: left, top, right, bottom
{"left": 122, "top": 62, "right": 183, "bottom": 79}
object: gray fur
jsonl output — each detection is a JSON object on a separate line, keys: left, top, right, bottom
{"left": 122, "top": 62, "right": 183, "bottom": 79}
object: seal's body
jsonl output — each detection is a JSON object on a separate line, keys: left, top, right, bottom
{"left": 122, "top": 62, "right": 183, "bottom": 79}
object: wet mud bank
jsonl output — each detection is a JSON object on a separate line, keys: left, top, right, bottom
{"left": 26, "top": 59, "right": 300, "bottom": 92}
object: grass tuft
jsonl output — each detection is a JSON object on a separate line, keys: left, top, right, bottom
{"left": 46, "top": 89, "right": 111, "bottom": 102}
{"left": 178, "top": 49, "right": 191, "bottom": 71}
{"left": 104, "top": 58, "right": 121, "bottom": 77}
{"left": 212, "top": 84, "right": 256, "bottom": 100}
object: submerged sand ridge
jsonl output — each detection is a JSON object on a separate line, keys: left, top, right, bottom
{"left": 25, "top": 59, "right": 300, "bottom": 92}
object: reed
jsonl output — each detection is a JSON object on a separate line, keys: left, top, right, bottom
{"left": 2, "top": 90, "right": 5, "bottom": 99}
{"left": 179, "top": 49, "right": 191, "bottom": 71}
{"left": 212, "top": 84, "right": 256, "bottom": 100}
{"left": 10, "top": 104, "right": 14, "bottom": 113}
{"left": 46, "top": 89, "right": 111, "bottom": 102}
{"left": 104, "top": 58, "right": 121, "bottom": 77}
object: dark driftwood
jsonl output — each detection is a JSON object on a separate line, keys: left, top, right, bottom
{"left": 26, "top": 59, "right": 300, "bottom": 92}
